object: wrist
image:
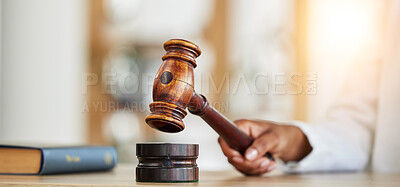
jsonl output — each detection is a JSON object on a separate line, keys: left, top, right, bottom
{"left": 292, "top": 126, "right": 312, "bottom": 161}
{"left": 280, "top": 125, "right": 312, "bottom": 162}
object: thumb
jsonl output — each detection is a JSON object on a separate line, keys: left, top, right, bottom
{"left": 244, "top": 131, "right": 279, "bottom": 161}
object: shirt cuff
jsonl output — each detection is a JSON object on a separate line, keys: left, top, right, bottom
{"left": 277, "top": 121, "right": 329, "bottom": 173}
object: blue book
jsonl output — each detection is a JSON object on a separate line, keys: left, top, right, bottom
{"left": 0, "top": 145, "right": 117, "bottom": 175}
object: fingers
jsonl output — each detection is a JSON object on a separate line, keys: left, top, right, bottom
{"left": 245, "top": 131, "right": 279, "bottom": 161}
{"left": 218, "top": 137, "right": 241, "bottom": 158}
{"left": 220, "top": 119, "right": 281, "bottom": 175}
{"left": 233, "top": 119, "right": 252, "bottom": 135}
{"left": 234, "top": 119, "right": 273, "bottom": 138}
{"left": 218, "top": 136, "right": 276, "bottom": 175}
{"left": 229, "top": 156, "right": 277, "bottom": 176}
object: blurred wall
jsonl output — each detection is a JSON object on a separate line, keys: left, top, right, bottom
{"left": 0, "top": 0, "right": 87, "bottom": 144}
{"left": 307, "top": 0, "right": 386, "bottom": 122}
{"left": 0, "top": 1, "right": 3, "bottom": 138}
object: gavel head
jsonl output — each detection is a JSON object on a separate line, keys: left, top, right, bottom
{"left": 145, "top": 39, "right": 201, "bottom": 133}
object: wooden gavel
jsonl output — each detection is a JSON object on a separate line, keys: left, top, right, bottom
{"left": 145, "top": 39, "right": 273, "bottom": 160}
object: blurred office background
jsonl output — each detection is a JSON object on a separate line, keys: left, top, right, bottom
{"left": 0, "top": 0, "right": 388, "bottom": 170}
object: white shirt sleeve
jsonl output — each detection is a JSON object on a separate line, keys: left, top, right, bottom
{"left": 279, "top": 59, "right": 381, "bottom": 173}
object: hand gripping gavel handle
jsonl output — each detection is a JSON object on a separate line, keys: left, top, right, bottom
{"left": 188, "top": 93, "right": 274, "bottom": 161}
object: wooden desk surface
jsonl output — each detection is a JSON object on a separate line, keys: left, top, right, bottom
{"left": 0, "top": 165, "right": 399, "bottom": 187}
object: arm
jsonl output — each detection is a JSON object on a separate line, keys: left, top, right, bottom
{"left": 218, "top": 59, "right": 381, "bottom": 175}
{"left": 283, "top": 59, "right": 381, "bottom": 172}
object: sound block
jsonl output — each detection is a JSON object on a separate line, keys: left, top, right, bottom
{"left": 136, "top": 143, "right": 199, "bottom": 183}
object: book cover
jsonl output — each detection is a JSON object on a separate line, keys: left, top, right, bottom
{"left": 0, "top": 145, "right": 117, "bottom": 175}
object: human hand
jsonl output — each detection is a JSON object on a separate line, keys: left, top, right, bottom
{"left": 218, "top": 119, "right": 312, "bottom": 176}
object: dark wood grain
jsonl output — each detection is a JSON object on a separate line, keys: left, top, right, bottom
{"left": 145, "top": 39, "right": 200, "bottom": 132}
{"left": 145, "top": 39, "right": 273, "bottom": 161}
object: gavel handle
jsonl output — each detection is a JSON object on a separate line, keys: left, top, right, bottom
{"left": 188, "top": 93, "right": 274, "bottom": 161}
